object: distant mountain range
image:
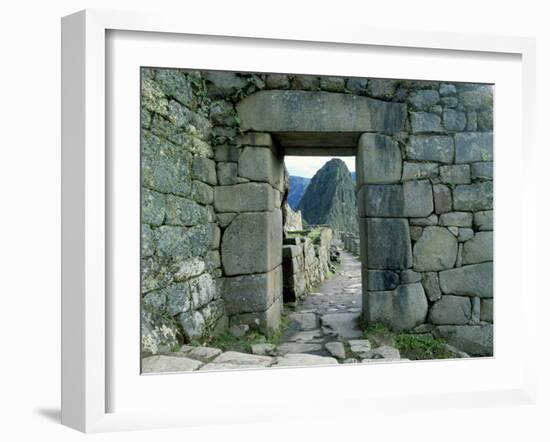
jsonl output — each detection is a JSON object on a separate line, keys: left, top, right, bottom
{"left": 297, "top": 159, "right": 358, "bottom": 234}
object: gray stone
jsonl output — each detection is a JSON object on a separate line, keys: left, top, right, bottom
{"left": 321, "top": 313, "right": 362, "bottom": 338}
{"left": 403, "top": 180, "right": 434, "bottom": 217}
{"left": 165, "top": 195, "right": 209, "bottom": 226}
{"left": 410, "top": 112, "right": 443, "bottom": 133}
{"left": 177, "top": 310, "right": 206, "bottom": 340}
{"left": 429, "top": 295, "right": 471, "bottom": 325}
{"left": 192, "top": 157, "right": 217, "bottom": 185}
{"left": 471, "top": 162, "right": 493, "bottom": 180}
{"left": 365, "top": 283, "right": 428, "bottom": 331}
{"left": 455, "top": 132, "right": 493, "bottom": 163}
{"left": 142, "top": 132, "right": 193, "bottom": 196}
{"left": 349, "top": 339, "right": 372, "bottom": 357}
{"left": 214, "top": 145, "right": 240, "bottom": 162}
{"left": 214, "top": 182, "right": 274, "bottom": 212}
{"left": 442, "top": 110, "right": 467, "bottom": 131}
{"left": 217, "top": 162, "right": 238, "bottom": 185}
{"left": 142, "top": 189, "right": 166, "bottom": 226}
{"left": 463, "top": 232, "right": 493, "bottom": 264}
{"left": 440, "top": 165, "right": 470, "bottom": 184}
{"left": 458, "top": 85, "right": 493, "bottom": 110}
{"left": 439, "top": 211, "right": 473, "bottom": 227}
{"left": 433, "top": 184, "right": 452, "bottom": 214}
{"left": 439, "top": 83, "right": 457, "bottom": 96}
{"left": 366, "top": 218, "right": 413, "bottom": 270}
{"left": 421, "top": 272, "right": 442, "bottom": 301}
{"left": 238, "top": 146, "right": 283, "bottom": 189}
{"left": 288, "top": 330, "right": 323, "bottom": 342}
{"left": 471, "top": 297, "right": 481, "bottom": 323}
{"left": 466, "top": 111, "right": 478, "bottom": 131}
{"left": 186, "top": 346, "right": 223, "bottom": 363}
{"left": 290, "top": 75, "right": 320, "bottom": 90}
{"left": 453, "top": 182, "right": 493, "bottom": 211}
{"left": 273, "top": 353, "right": 338, "bottom": 367}
{"left": 188, "top": 273, "right": 217, "bottom": 308}
{"left": 199, "top": 362, "right": 265, "bottom": 371}
{"left": 229, "top": 323, "right": 249, "bottom": 337}
{"left": 456, "top": 243, "right": 464, "bottom": 268}
{"left": 400, "top": 269, "right": 421, "bottom": 284}
{"left": 191, "top": 181, "right": 213, "bottom": 205}
{"left": 363, "top": 345, "right": 401, "bottom": 360}
{"left": 367, "top": 79, "right": 399, "bottom": 98}
{"left": 237, "top": 90, "right": 407, "bottom": 133}
{"left": 141, "top": 309, "right": 180, "bottom": 355}
{"left": 222, "top": 266, "right": 282, "bottom": 315}
{"left": 173, "top": 257, "right": 206, "bottom": 282}
{"left": 205, "top": 71, "right": 247, "bottom": 97}
{"left": 251, "top": 343, "right": 277, "bottom": 356}
{"left": 356, "top": 134, "right": 402, "bottom": 184}
{"left": 209, "top": 100, "right": 236, "bottom": 126}
{"left": 409, "top": 214, "right": 438, "bottom": 226}
{"left": 156, "top": 224, "right": 211, "bottom": 259}
{"left": 359, "top": 184, "right": 403, "bottom": 217}
{"left": 221, "top": 210, "right": 282, "bottom": 275}
{"left": 458, "top": 228, "right": 474, "bottom": 242}
{"left": 441, "top": 96, "right": 459, "bottom": 108}
{"left": 481, "top": 299, "right": 493, "bottom": 322}
{"left": 141, "top": 224, "right": 156, "bottom": 257}
{"left": 447, "top": 226, "right": 459, "bottom": 236}
{"left": 439, "top": 262, "right": 493, "bottom": 297}
{"left": 320, "top": 76, "right": 346, "bottom": 92}
{"left": 277, "top": 342, "right": 323, "bottom": 354}
{"left": 325, "top": 342, "right": 346, "bottom": 359}
{"left": 366, "top": 269, "right": 400, "bottom": 291}
{"left": 474, "top": 210, "right": 493, "bottom": 231}
{"left": 235, "top": 132, "right": 275, "bottom": 147}
{"left": 346, "top": 78, "right": 368, "bottom": 94}
{"left": 153, "top": 69, "right": 195, "bottom": 107}
{"left": 435, "top": 325, "right": 493, "bottom": 356}
{"left": 406, "top": 135, "right": 454, "bottom": 164}
{"left": 289, "top": 312, "right": 318, "bottom": 331}
{"left": 142, "top": 355, "right": 203, "bottom": 373}
{"left": 265, "top": 74, "right": 290, "bottom": 89}
{"left": 408, "top": 89, "right": 440, "bottom": 109}
{"left": 211, "top": 351, "right": 273, "bottom": 367}
{"left": 413, "top": 226, "right": 457, "bottom": 271}
{"left": 410, "top": 226, "right": 423, "bottom": 241}
{"left": 402, "top": 162, "right": 439, "bottom": 181}
{"left": 216, "top": 212, "right": 237, "bottom": 228}
{"left": 477, "top": 110, "right": 493, "bottom": 131}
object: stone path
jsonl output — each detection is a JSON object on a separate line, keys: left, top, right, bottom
{"left": 142, "top": 249, "right": 406, "bottom": 373}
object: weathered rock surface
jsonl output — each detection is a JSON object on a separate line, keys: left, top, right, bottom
{"left": 406, "top": 135, "right": 454, "bottom": 164}
{"left": 439, "top": 262, "right": 493, "bottom": 297}
{"left": 321, "top": 313, "right": 362, "bottom": 338}
{"left": 366, "top": 218, "right": 413, "bottom": 270}
{"left": 273, "top": 353, "right": 339, "bottom": 367}
{"left": 413, "top": 226, "right": 457, "bottom": 271}
{"left": 357, "top": 133, "right": 402, "bottom": 184}
{"left": 435, "top": 325, "right": 493, "bottom": 356}
{"left": 429, "top": 295, "right": 471, "bottom": 325}
{"left": 462, "top": 232, "right": 493, "bottom": 264}
{"left": 365, "top": 283, "right": 428, "bottom": 330}
{"left": 325, "top": 342, "right": 346, "bottom": 359}
{"left": 142, "top": 355, "right": 203, "bottom": 373}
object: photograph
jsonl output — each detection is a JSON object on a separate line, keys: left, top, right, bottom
{"left": 140, "top": 68, "right": 494, "bottom": 373}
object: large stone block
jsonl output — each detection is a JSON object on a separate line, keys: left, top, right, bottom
{"left": 435, "top": 325, "right": 493, "bottom": 356}
{"left": 366, "top": 218, "right": 412, "bottom": 269}
{"left": 471, "top": 162, "right": 493, "bottom": 180}
{"left": 408, "top": 89, "right": 440, "bottom": 109}
{"left": 222, "top": 266, "right": 282, "bottom": 315}
{"left": 401, "top": 162, "right": 439, "bottom": 181}
{"left": 366, "top": 269, "right": 400, "bottom": 291}
{"left": 474, "top": 210, "right": 493, "bottom": 231}
{"left": 421, "top": 271, "right": 442, "bottom": 301}
{"left": 410, "top": 112, "right": 443, "bottom": 133}
{"left": 406, "top": 135, "right": 454, "bottom": 164}
{"left": 439, "top": 262, "right": 493, "bottom": 297}
{"left": 237, "top": 90, "right": 407, "bottom": 133}
{"left": 356, "top": 133, "right": 402, "bottom": 184}
{"left": 462, "top": 232, "right": 493, "bottom": 264}
{"left": 455, "top": 132, "right": 493, "bottom": 163}
{"left": 156, "top": 225, "right": 211, "bottom": 259}
{"left": 142, "top": 188, "right": 166, "bottom": 226}
{"left": 238, "top": 146, "right": 284, "bottom": 191}
{"left": 230, "top": 295, "right": 283, "bottom": 333}
{"left": 453, "top": 182, "right": 493, "bottom": 211}
{"left": 165, "top": 195, "right": 210, "bottom": 226}
{"left": 403, "top": 180, "right": 434, "bottom": 217}
{"left": 480, "top": 299, "right": 493, "bottom": 322}
{"left": 439, "top": 211, "right": 473, "bottom": 227}
{"left": 221, "top": 210, "right": 282, "bottom": 275}
{"left": 413, "top": 226, "right": 457, "bottom": 271}
{"left": 359, "top": 184, "right": 403, "bottom": 217}
{"left": 442, "top": 110, "right": 467, "bottom": 131}
{"left": 439, "top": 165, "right": 470, "bottom": 185}
{"left": 458, "top": 85, "right": 493, "bottom": 110}
{"left": 365, "top": 283, "right": 428, "bottom": 331}
{"left": 429, "top": 295, "right": 471, "bottom": 325}
{"left": 433, "top": 184, "right": 452, "bottom": 214}
{"left": 214, "top": 183, "right": 274, "bottom": 212}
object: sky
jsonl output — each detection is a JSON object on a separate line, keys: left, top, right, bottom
{"left": 284, "top": 156, "right": 355, "bottom": 178}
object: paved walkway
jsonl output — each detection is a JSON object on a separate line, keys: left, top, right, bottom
{"left": 142, "top": 249, "right": 404, "bottom": 373}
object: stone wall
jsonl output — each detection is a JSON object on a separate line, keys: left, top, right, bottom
{"left": 282, "top": 228, "right": 333, "bottom": 302}
{"left": 354, "top": 82, "right": 493, "bottom": 356}
{"left": 140, "top": 68, "right": 226, "bottom": 355}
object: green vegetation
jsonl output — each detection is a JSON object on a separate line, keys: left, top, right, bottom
{"left": 361, "top": 322, "right": 455, "bottom": 360}
{"left": 285, "top": 227, "right": 325, "bottom": 244}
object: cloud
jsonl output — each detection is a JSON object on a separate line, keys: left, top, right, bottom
{"left": 284, "top": 156, "right": 355, "bottom": 178}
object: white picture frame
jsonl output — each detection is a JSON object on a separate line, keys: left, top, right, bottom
{"left": 61, "top": 9, "right": 537, "bottom": 433}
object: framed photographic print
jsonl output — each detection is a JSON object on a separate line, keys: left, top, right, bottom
{"left": 61, "top": 9, "right": 537, "bottom": 432}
